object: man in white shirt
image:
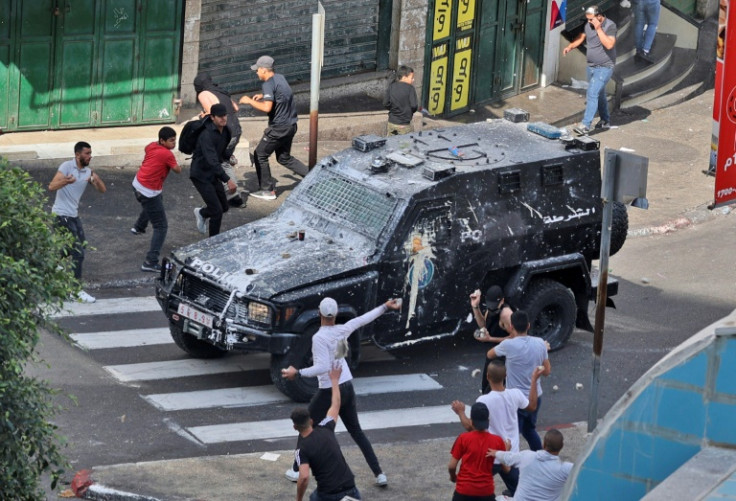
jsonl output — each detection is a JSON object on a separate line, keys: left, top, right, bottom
{"left": 282, "top": 297, "right": 400, "bottom": 487}
{"left": 488, "top": 310, "right": 551, "bottom": 451}
{"left": 452, "top": 361, "right": 543, "bottom": 495}
{"left": 488, "top": 428, "right": 573, "bottom": 501}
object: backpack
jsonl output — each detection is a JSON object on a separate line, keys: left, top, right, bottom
{"left": 178, "top": 116, "right": 209, "bottom": 155}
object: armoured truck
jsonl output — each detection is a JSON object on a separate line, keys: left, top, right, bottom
{"left": 155, "top": 120, "right": 628, "bottom": 402}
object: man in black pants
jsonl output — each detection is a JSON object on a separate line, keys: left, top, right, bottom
{"left": 190, "top": 103, "right": 237, "bottom": 237}
{"left": 282, "top": 297, "right": 400, "bottom": 487}
{"left": 291, "top": 366, "right": 362, "bottom": 501}
{"left": 239, "top": 55, "right": 308, "bottom": 201}
{"left": 470, "top": 285, "right": 514, "bottom": 394}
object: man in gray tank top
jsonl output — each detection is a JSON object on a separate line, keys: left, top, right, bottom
{"left": 563, "top": 5, "right": 617, "bottom": 135}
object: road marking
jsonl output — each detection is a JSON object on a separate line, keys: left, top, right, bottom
{"left": 53, "top": 296, "right": 160, "bottom": 318}
{"left": 143, "top": 373, "right": 443, "bottom": 411}
{"left": 104, "top": 355, "right": 271, "bottom": 382}
{"left": 187, "top": 405, "right": 458, "bottom": 444}
{"left": 71, "top": 328, "right": 172, "bottom": 350}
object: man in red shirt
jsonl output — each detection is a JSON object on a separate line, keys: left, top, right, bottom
{"left": 131, "top": 126, "right": 182, "bottom": 272}
{"left": 449, "top": 402, "right": 507, "bottom": 501}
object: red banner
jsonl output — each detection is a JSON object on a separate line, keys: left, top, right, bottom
{"left": 714, "top": 0, "right": 736, "bottom": 206}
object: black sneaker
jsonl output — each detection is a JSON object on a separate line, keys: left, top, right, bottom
{"left": 251, "top": 190, "right": 277, "bottom": 201}
{"left": 141, "top": 262, "right": 162, "bottom": 273}
{"left": 130, "top": 227, "right": 145, "bottom": 235}
{"left": 635, "top": 50, "right": 655, "bottom": 64}
{"left": 595, "top": 120, "right": 610, "bottom": 130}
{"left": 228, "top": 194, "right": 245, "bottom": 208}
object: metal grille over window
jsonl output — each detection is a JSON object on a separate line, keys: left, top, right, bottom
{"left": 498, "top": 170, "right": 522, "bottom": 194}
{"left": 542, "top": 164, "right": 564, "bottom": 186}
{"left": 302, "top": 176, "right": 396, "bottom": 238}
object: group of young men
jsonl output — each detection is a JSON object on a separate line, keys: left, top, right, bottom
{"left": 277, "top": 287, "right": 572, "bottom": 501}
{"left": 48, "top": 55, "right": 307, "bottom": 299}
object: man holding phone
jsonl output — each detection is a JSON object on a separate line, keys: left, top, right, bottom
{"left": 563, "top": 5, "right": 617, "bottom": 135}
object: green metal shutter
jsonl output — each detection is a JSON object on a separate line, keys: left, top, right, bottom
{"left": 198, "top": 0, "right": 381, "bottom": 93}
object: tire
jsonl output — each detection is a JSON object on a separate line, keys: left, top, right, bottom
{"left": 169, "top": 322, "right": 227, "bottom": 359}
{"left": 587, "top": 201, "right": 629, "bottom": 259}
{"left": 271, "top": 324, "right": 320, "bottom": 402}
{"left": 520, "top": 279, "right": 577, "bottom": 351}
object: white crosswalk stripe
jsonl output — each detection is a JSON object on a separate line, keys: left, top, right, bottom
{"left": 71, "top": 328, "right": 172, "bottom": 349}
{"left": 188, "top": 405, "right": 458, "bottom": 444}
{"left": 104, "top": 355, "right": 271, "bottom": 382}
{"left": 144, "top": 374, "right": 442, "bottom": 411}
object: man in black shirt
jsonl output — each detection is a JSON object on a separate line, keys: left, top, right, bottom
{"left": 470, "top": 285, "right": 514, "bottom": 394}
{"left": 383, "top": 65, "right": 418, "bottom": 136}
{"left": 239, "top": 55, "right": 308, "bottom": 201}
{"left": 291, "top": 366, "right": 362, "bottom": 501}
{"left": 190, "top": 103, "right": 237, "bottom": 237}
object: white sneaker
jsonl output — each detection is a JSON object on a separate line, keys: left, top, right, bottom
{"left": 376, "top": 473, "right": 388, "bottom": 486}
{"left": 194, "top": 208, "right": 207, "bottom": 234}
{"left": 77, "top": 290, "right": 96, "bottom": 303}
{"left": 285, "top": 468, "right": 299, "bottom": 482}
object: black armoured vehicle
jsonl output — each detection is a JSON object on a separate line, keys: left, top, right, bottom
{"left": 155, "top": 120, "right": 627, "bottom": 401}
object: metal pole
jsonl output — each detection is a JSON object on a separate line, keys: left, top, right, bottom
{"left": 308, "top": 9, "right": 323, "bottom": 170}
{"left": 588, "top": 150, "right": 616, "bottom": 433}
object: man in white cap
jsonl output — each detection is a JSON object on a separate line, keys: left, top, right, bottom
{"left": 239, "top": 55, "right": 308, "bottom": 201}
{"left": 282, "top": 296, "right": 401, "bottom": 487}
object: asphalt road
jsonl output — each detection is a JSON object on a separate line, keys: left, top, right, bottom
{"left": 31, "top": 211, "right": 736, "bottom": 480}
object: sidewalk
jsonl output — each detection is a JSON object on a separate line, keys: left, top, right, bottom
{"left": 1, "top": 84, "right": 727, "bottom": 499}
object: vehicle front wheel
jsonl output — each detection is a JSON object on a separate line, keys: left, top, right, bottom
{"left": 521, "top": 279, "right": 576, "bottom": 351}
{"left": 169, "top": 322, "right": 227, "bottom": 359}
{"left": 270, "top": 325, "right": 319, "bottom": 403}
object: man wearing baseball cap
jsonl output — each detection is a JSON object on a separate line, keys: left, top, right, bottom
{"left": 448, "top": 402, "right": 507, "bottom": 501}
{"left": 282, "top": 296, "right": 401, "bottom": 487}
{"left": 190, "top": 103, "right": 238, "bottom": 237}
{"left": 239, "top": 55, "right": 308, "bottom": 201}
{"left": 470, "top": 285, "right": 514, "bottom": 394}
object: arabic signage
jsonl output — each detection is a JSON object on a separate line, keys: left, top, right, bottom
{"left": 426, "top": 0, "right": 476, "bottom": 116}
{"left": 712, "top": 0, "right": 736, "bottom": 206}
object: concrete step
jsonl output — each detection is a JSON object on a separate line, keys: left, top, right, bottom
{"left": 620, "top": 47, "right": 697, "bottom": 108}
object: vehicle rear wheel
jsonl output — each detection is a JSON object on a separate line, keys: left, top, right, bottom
{"left": 271, "top": 324, "right": 320, "bottom": 403}
{"left": 169, "top": 322, "right": 227, "bottom": 359}
{"left": 521, "top": 279, "right": 576, "bottom": 351}
{"left": 586, "top": 201, "right": 629, "bottom": 260}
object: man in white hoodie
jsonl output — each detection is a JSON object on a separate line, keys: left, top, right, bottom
{"left": 282, "top": 297, "right": 401, "bottom": 487}
{"left": 488, "top": 428, "right": 573, "bottom": 501}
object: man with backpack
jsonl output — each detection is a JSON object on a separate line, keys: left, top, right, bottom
{"left": 189, "top": 103, "right": 237, "bottom": 237}
{"left": 193, "top": 72, "right": 246, "bottom": 208}
{"left": 239, "top": 55, "right": 308, "bottom": 201}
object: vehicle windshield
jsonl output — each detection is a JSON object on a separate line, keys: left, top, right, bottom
{"left": 293, "top": 172, "right": 398, "bottom": 240}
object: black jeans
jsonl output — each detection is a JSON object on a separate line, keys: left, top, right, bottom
{"left": 292, "top": 381, "right": 382, "bottom": 476}
{"left": 309, "top": 485, "right": 361, "bottom": 501}
{"left": 191, "top": 178, "right": 228, "bottom": 236}
{"left": 54, "top": 215, "right": 85, "bottom": 280}
{"left": 452, "top": 492, "right": 496, "bottom": 501}
{"left": 253, "top": 123, "right": 308, "bottom": 191}
{"left": 133, "top": 188, "right": 167, "bottom": 265}
{"left": 493, "top": 463, "right": 519, "bottom": 495}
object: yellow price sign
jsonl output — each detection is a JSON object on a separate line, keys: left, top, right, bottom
{"left": 456, "top": 0, "right": 476, "bottom": 31}
{"left": 428, "top": 42, "right": 449, "bottom": 115}
{"left": 450, "top": 36, "right": 472, "bottom": 111}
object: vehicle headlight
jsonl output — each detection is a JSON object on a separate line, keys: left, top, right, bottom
{"left": 248, "top": 301, "right": 272, "bottom": 324}
{"left": 162, "top": 258, "right": 179, "bottom": 285}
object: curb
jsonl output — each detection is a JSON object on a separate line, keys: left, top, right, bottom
{"left": 82, "top": 484, "right": 161, "bottom": 501}
{"left": 628, "top": 205, "right": 731, "bottom": 238}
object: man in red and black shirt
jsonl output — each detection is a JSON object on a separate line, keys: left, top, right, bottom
{"left": 449, "top": 402, "right": 507, "bottom": 501}
{"left": 131, "top": 127, "right": 181, "bottom": 272}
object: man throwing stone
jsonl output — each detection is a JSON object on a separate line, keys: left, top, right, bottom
{"left": 239, "top": 55, "right": 308, "bottom": 201}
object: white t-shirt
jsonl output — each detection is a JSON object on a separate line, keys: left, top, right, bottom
{"left": 477, "top": 388, "right": 529, "bottom": 456}
{"left": 494, "top": 336, "right": 548, "bottom": 397}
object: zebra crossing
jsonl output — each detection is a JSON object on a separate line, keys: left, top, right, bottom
{"left": 55, "top": 296, "right": 460, "bottom": 447}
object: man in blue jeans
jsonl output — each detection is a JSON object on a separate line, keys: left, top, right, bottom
{"left": 634, "top": 0, "right": 660, "bottom": 64}
{"left": 563, "top": 5, "right": 617, "bottom": 135}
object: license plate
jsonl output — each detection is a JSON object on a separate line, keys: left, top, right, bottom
{"left": 177, "top": 303, "right": 213, "bottom": 328}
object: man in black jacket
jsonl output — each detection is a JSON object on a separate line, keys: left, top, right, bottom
{"left": 190, "top": 103, "right": 237, "bottom": 237}
{"left": 383, "top": 65, "right": 418, "bottom": 136}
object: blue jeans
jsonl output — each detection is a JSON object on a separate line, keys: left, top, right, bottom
{"left": 518, "top": 396, "right": 542, "bottom": 451}
{"left": 635, "top": 0, "right": 660, "bottom": 53}
{"left": 309, "top": 486, "right": 361, "bottom": 501}
{"left": 134, "top": 188, "right": 168, "bottom": 265}
{"left": 493, "top": 463, "right": 519, "bottom": 494}
{"left": 583, "top": 66, "right": 613, "bottom": 128}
